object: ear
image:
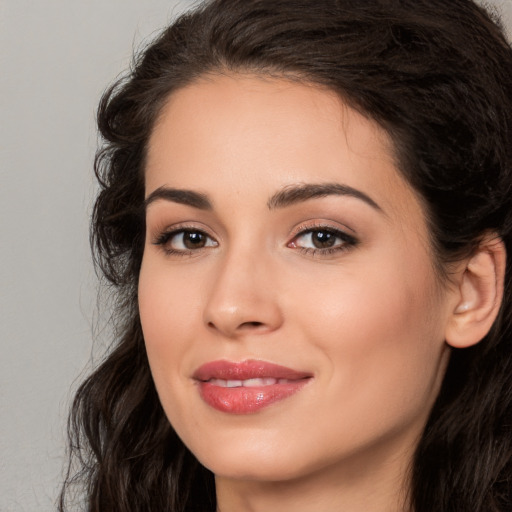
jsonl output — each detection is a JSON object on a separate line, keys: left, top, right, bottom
{"left": 445, "top": 234, "right": 506, "bottom": 349}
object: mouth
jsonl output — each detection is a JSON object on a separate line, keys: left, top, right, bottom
{"left": 193, "top": 359, "right": 313, "bottom": 414}
{"left": 206, "top": 377, "right": 297, "bottom": 387}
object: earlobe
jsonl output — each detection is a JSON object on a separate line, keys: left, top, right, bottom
{"left": 445, "top": 235, "right": 506, "bottom": 349}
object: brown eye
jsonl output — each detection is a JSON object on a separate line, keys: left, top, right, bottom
{"left": 154, "top": 229, "right": 218, "bottom": 253}
{"left": 289, "top": 227, "right": 357, "bottom": 254}
{"left": 182, "top": 231, "right": 208, "bottom": 249}
{"left": 310, "top": 230, "right": 337, "bottom": 248}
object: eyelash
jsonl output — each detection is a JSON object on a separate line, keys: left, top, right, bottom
{"left": 152, "top": 227, "right": 217, "bottom": 257}
{"left": 152, "top": 224, "right": 358, "bottom": 257}
{"left": 288, "top": 224, "right": 358, "bottom": 256}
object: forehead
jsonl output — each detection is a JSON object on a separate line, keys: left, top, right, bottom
{"left": 145, "top": 73, "right": 421, "bottom": 222}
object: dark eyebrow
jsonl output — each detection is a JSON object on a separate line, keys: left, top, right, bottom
{"left": 267, "top": 183, "right": 382, "bottom": 212}
{"left": 144, "top": 186, "right": 212, "bottom": 210}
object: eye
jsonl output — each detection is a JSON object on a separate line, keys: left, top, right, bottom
{"left": 288, "top": 227, "right": 357, "bottom": 254}
{"left": 153, "top": 228, "right": 218, "bottom": 254}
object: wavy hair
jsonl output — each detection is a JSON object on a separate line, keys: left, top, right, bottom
{"left": 60, "top": 0, "right": 512, "bottom": 510}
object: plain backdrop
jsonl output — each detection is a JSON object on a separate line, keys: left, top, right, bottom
{"left": 1, "top": 1, "right": 511, "bottom": 510}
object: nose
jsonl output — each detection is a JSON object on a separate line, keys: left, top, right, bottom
{"left": 203, "top": 247, "right": 283, "bottom": 338}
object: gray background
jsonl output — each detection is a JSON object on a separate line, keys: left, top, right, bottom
{"left": 1, "top": 1, "right": 511, "bottom": 511}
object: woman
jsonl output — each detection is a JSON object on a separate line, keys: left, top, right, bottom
{"left": 60, "top": 0, "right": 512, "bottom": 510}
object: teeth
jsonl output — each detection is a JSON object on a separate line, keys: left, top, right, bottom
{"left": 208, "top": 378, "right": 289, "bottom": 388}
{"left": 244, "top": 378, "right": 277, "bottom": 387}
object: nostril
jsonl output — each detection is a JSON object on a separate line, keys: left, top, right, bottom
{"left": 206, "top": 320, "right": 265, "bottom": 333}
{"left": 240, "top": 321, "right": 264, "bottom": 329}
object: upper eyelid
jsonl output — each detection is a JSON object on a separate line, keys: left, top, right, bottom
{"left": 150, "top": 221, "right": 219, "bottom": 238}
{"left": 290, "top": 221, "right": 355, "bottom": 237}
{"left": 291, "top": 226, "right": 357, "bottom": 244}
{"left": 289, "top": 222, "right": 359, "bottom": 248}
{"left": 150, "top": 226, "right": 219, "bottom": 251}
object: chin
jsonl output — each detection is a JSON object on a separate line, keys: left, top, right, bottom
{"left": 184, "top": 431, "right": 309, "bottom": 482}
{"left": 202, "top": 455, "right": 308, "bottom": 483}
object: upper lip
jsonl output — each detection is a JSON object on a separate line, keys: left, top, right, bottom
{"left": 193, "top": 359, "right": 313, "bottom": 381}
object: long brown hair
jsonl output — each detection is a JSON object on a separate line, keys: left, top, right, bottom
{"left": 60, "top": 1, "right": 512, "bottom": 510}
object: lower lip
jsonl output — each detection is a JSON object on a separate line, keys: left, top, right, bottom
{"left": 197, "top": 380, "right": 310, "bottom": 414}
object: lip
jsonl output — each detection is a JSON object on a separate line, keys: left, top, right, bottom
{"left": 193, "top": 359, "right": 313, "bottom": 414}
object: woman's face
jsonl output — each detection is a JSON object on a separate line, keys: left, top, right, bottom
{"left": 139, "top": 75, "right": 454, "bottom": 483}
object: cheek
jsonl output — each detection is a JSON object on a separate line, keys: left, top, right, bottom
{"left": 138, "top": 258, "right": 211, "bottom": 441}
{"left": 292, "top": 252, "right": 447, "bottom": 423}
{"left": 139, "top": 254, "right": 205, "bottom": 333}
{"left": 138, "top": 258, "right": 202, "bottom": 383}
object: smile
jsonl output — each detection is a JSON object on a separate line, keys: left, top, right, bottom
{"left": 207, "top": 377, "right": 293, "bottom": 387}
{"left": 193, "top": 360, "right": 313, "bottom": 414}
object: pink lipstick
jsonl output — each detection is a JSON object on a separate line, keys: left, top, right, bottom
{"left": 193, "top": 359, "right": 312, "bottom": 414}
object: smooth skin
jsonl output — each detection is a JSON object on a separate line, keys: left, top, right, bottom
{"left": 138, "top": 74, "right": 505, "bottom": 512}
